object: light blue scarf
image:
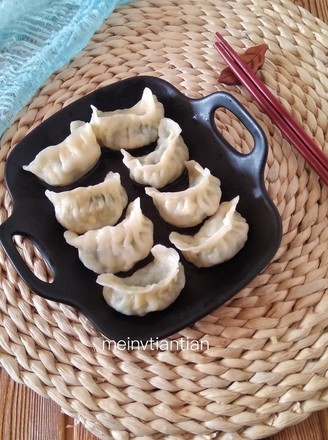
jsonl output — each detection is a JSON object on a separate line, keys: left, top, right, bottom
{"left": 0, "top": 0, "right": 130, "bottom": 138}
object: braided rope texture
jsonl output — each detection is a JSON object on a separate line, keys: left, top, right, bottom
{"left": 1, "top": 0, "right": 328, "bottom": 438}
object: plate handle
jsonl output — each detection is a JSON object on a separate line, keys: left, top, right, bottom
{"left": 198, "top": 91, "right": 268, "bottom": 175}
{"left": 0, "top": 216, "right": 60, "bottom": 300}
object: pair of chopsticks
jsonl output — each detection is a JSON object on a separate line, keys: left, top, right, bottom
{"left": 214, "top": 32, "right": 328, "bottom": 186}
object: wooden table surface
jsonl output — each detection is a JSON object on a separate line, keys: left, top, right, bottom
{"left": 1, "top": 0, "right": 328, "bottom": 439}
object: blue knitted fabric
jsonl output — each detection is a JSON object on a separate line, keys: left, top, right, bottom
{"left": 0, "top": 0, "right": 130, "bottom": 138}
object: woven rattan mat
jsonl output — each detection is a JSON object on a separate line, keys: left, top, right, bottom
{"left": 1, "top": 0, "right": 328, "bottom": 439}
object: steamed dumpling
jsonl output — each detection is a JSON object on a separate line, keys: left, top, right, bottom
{"left": 145, "top": 160, "right": 222, "bottom": 227}
{"left": 121, "top": 118, "right": 189, "bottom": 188}
{"left": 45, "top": 172, "right": 128, "bottom": 234}
{"left": 90, "top": 87, "right": 164, "bottom": 150}
{"left": 169, "top": 196, "right": 248, "bottom": 267}
{"left": 23, "top": 121, "right": 101, "bottom": 186}
{"left": 97, "top": 244, "right": 186, "bottom": 316}
{"left": 64, "top": 198, "right": 153, "bottom": 274}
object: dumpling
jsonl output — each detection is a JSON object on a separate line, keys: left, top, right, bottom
{"left": 45, "top": 172, "right": 128, "bottom": 234}
{"left": 121, "top": 118, "right": 189, "bottom": 188}
{"left": 23, "top": 121, "right": 101, "bottom": 186}
{"left": 169, "top": 196, "right": 248, "bottom": 267}
{"left": 64, "top": 198, "right": 153, "bottom": 274}
{"left": 145, "top": 160, "right": 222, "bottom": 227}
{"left": 97, "top": 244, "right": 186, "bottom": 316}
{"left": 90, "top": 87, "right": 164, "bottom": 150}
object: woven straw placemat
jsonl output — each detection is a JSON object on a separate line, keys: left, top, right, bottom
{"left": 1, "top": 0, "right": 328, "bottom": 439}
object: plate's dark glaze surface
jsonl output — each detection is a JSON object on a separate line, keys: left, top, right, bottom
{"left": 0, "top": 76, "right": 282, "bottom": 342}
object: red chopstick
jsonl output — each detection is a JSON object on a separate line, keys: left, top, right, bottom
{"left": 214, "top": 32, "right": 328, "bottom": 186}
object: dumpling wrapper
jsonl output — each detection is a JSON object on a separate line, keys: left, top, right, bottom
{"left": 121, "top": 118, "right": 189, "bottom": 188}
{"left": 23, "top": 121, "right": 101, "bottom": 186}
{"left": 45, "top": 171, "right": 128, "bottom": 234}
{"left": 169, "top": 196, "right": 248, "bottom": 267}
{"left": 145, "top": 160, "right": 222, "bottom": 227}
{"left": 64, "top": 198, "right": 153, "bottom": 274}
{"left": 97, "top": 244, "right": 186, "bottom": 316}
{"left": 90, "top": 87, "right": 164, "bottom": 150}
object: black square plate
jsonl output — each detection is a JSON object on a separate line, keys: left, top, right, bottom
{"left": 0, "top": 76, "right": 282, "bottom": 342}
